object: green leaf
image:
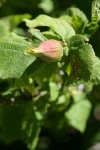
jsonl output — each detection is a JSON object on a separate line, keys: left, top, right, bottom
{"left": 32, "top": 62, "right": 58, "bottom": 83}
{"left": 42, "top": 31, "right": 61, "bottom": 40}
{"left": 65, "top": 7, "right": 88, "bottom": 33}
{"left": 4, "top": 14, "right": 31, "bottom": 29}
{"left": 0, "top": 104, "right": 25, "bottom": 143}
{"left": 0, "top": 93, "right": 49, "bottom": 150}
{"left": 0, "top": 14, "right": 31, "bottom": 37}
{"left": 66, "top": 7, "right": 88, "bottom": 25}
{"left": 92, "top": 0, "right": 100, "bottom": 21}
{"left": 65, "top": 94, "right": 92, "bottom": 133}
{"left": 68, "top": 34, "right": 89, "bottom": 48}
{"left": 91, "top": 56, "right": 100, "bottom": 85}
{"left": 38, "top": 0, "right": 54, "bottom": 13}
{"left": 24, "top": 15, "right": 75, "bottom": 41}
{"left": 29, "top": 29, "right": 47, "bottom": 41}
{"left": 71, "top": 15, "right": 85, "bottom": 33}
{"left": 59, "top": 15, "right": 72, "bottom": 25}
{"left": 0, "top": 34, "right": 36, "bottom": 79}
{"left": 25, "top": 98, "right": 49, "bottom": 150}
{"left": 49, "top": 82, "right": 59, "bottom": 101}
{"left": 0, "top": 102, "right": 41, "bottom": 150}
{"left": 66, "top": 35, "right": 95, "bottom": 82}
{"left": 22, "top": 103, "right": 42, "bottom": 150}
{"left": 84, "top": 0, "right": 100, "bottom": 37}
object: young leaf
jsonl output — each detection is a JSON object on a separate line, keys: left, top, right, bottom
{"left": 65, "top": 7, "right": 88, "bottom": 33}
{"left": 0, "top": 34, "right": 36, "bottom": 79}
{"left": 24, "top": 15, "right": 75, "bottom": 41}
{"left": 66, "top": 7, "right": 88, "bottom": 25}
{"left": 84, "top": 0, "right": 100, "bottom": 37}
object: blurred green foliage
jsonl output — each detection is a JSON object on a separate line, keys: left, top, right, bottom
{"left": 0, "top": 0, "right": 100, "bottom": 150}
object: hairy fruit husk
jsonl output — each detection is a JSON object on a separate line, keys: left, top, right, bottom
{"left": 32, "top": 40, "right": 63, "bottom": 62}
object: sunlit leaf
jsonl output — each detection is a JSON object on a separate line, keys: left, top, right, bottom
{"left": 0, "top": 34, "right": 36, "bottom": 79}
{"left": 49, "top": 82, "right": 59, "bottom": 101}
{"left": 24, "top": 15, "right": 75, "bottom": 41}
{"left": 65, "top": 95, "right": 92, "bottom": 132}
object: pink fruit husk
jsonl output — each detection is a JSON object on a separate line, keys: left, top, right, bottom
{"left": 32, "top": 40, "right": 63, "bottom": 62}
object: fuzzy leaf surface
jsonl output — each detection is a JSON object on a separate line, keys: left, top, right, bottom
{"left": 67, "top": 35, "right": 95, "bottom": 81}
{"left": 0, "top": 34, "right": 36, "bottom": 79}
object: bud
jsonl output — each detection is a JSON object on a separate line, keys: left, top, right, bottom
{"left": 31, "top": 40, "right": 63, "bottom": 62}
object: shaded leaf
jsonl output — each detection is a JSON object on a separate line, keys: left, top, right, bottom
{"left": 0, "top": 102, "right": 41, "bottom": 150}
{"left": 0, "top": 14, "right": 31, "bottom": 37}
